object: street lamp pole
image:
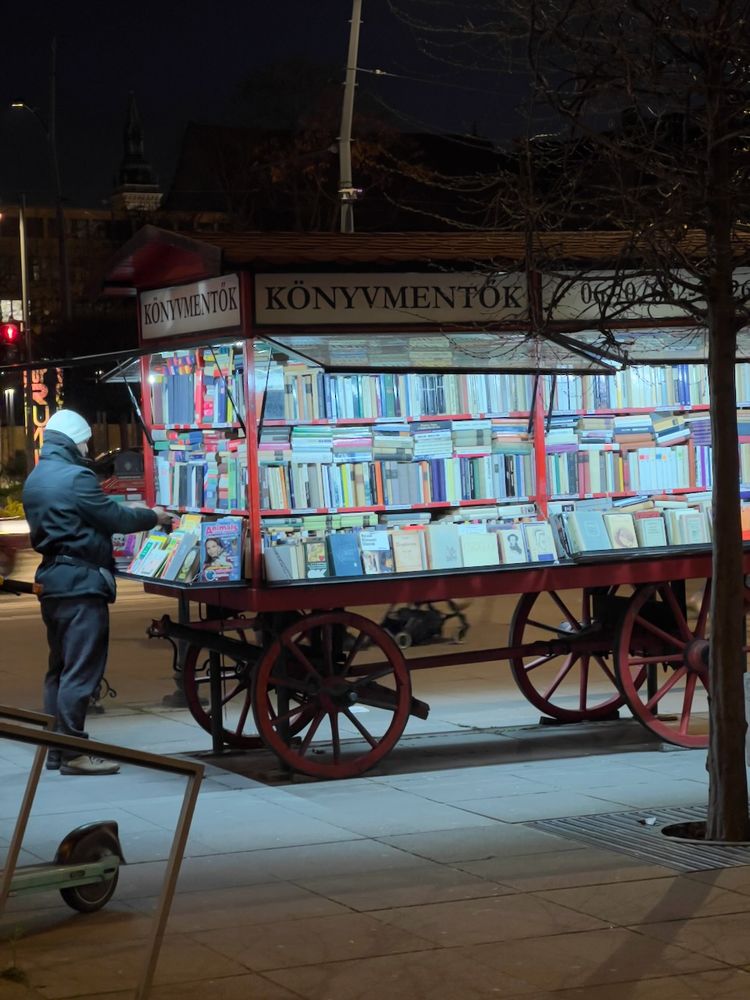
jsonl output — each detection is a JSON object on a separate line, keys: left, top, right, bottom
{"left": 47, "top": 39, "right": 71, "bottom": 324}
{"left": 18, "top": 195, "right": 35, "bottom": 472}
{"left": 338, "top": 0, "right": 363, "bottom": 233}
{"left": 11, "top": 40, "right": 72, "bottom": 324}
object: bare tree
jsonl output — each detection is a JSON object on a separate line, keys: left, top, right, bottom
{"left": 390, "top": 0, "right": 750, "bottom": 840}
{"left": 191, "top": 60, "right": 419, "bottom": 231}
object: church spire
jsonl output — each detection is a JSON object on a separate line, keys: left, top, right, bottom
{"left": 112, "top": 92, "right": 163, "bottom": 213}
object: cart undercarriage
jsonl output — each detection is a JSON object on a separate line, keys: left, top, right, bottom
{"left": 144, "top": 546, "right": 746, "bottom": 779}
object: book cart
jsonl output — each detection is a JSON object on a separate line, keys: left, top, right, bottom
{"left": 102, "top": 228, "right": 750, "bottom": 779}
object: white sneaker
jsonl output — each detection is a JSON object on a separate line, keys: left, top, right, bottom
{"left": 60, "top": 754, "right": 120, "bottom": 775}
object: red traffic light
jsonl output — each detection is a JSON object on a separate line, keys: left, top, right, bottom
{"left": 1, "top": 322, "right": 21, "bottom": 344}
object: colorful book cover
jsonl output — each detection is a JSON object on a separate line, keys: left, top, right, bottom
{"left": 496, "top": 524, "right": 528, "bottom": 564}
{"left": 264, "top": 544, "right": 300, "bottom": 582}
{"left": 160, "top": 531, "right": 200, "bottom": 581}
{"left": 359, "top": 530, "right": 395, "bottom": 575}
{"left": 460, "top": 531, "right": 499, "bottom": 567}
{"left": 303, "top": 539, "right": 329, "bottom": 579}
{"left": 426, "top": 523, "right": 463, "bottom": 570}
{"left": 390, "top": 530, "right": 426, "bottom": 573}
{"left": 567, "top": 510, "right": 612, "bottom": 552}
{"left": 634, "top": 515, "right": 667, "bottom": 547}
{"left": 137, "top": 541, "right": 171, "bottom": 577}
{"left": 523, "top": 522, "right": 557, "bottom": 563}
{"left": 327, "top": 533, "right": 364, "bottom": 576}
{"left": 682, "top": 511, "right": 709, "bottom": 545}
{"left": 603, "top": 512, "right": 638, "bottom": 549}
{"left": 128, "top": 531, "right": 169, "bottom": 576}
{"left": 199, "top": 517, "right": 243, "bottom": 582}
{"left": 175, "top": 547, "right": 200, "bottom": 583}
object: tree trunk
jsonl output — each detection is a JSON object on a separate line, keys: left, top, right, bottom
{"left": 706, "top": 294, "right": 750, "bottom": 840}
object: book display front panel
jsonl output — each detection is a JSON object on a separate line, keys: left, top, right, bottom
{"left": 257, "top": 343, "right": 548, "bottom": 581}
{"left": 120, "top": 336, "right": 750, "bottom": 588}
{"left": 119, "top": 343, "right": 249, "bottom": 586}
{"left": 149, "top": 344, "right": 247, "bottom": 513}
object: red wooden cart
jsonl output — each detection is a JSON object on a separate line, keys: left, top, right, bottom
{"left": 143, "top": 544, "right": 729, "bottom": 779}
{"left": 97, "top": 228, "right": 738, "bottom": 779}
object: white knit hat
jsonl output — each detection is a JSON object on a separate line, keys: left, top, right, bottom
{"left": 45, "top": 409, "right": 92, "bottom": 445}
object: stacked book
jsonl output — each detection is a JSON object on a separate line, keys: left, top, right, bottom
{"left": 651, "top": 413, "right": 690, "bottom": 446}
{"left": 543, "top": 409, "right": 730, "bottom": 497}
{"left": 625, "top": 447, "right": 691, "bottom": 492}
{"left": 577, "top": 446, "right": 624, "bottom": 495}
{"left": 153, "top": 429, "right": 247, "bottom": 511}
{"left": 258, "top": 450, "right": 534, "bottom": 512}
{"left": 451, "top": 419, "right": 492, "bottom": 456}
{"left": 149, "top": 345, "right": 245, "bottom": 427}
{"left": 372, "top": 424, "right": 414, "bottom": 461}
{"left": 737, "top": 366, "right": 750, "bottom": 405}
{"left": 290, "top": 426, "right": 334, "bottom": 464}
{"left": 113, "top": 529, "right": 148, "bottom": 572}
{"left": 277, "top": 366, "right": 536, "bottom": 421}
{"left": 577, "top": 416, "right": 614, "bottom": 444}
{"left": 258, "top": 426, "right": 292, "bottom": 465}
{"left": 262, "top": 511, "right": 379, "bottom": 541}
{"left": 549, "top": 494, "right": 717, "bottom": 557}
{"left": 332, "top": 427, "right": 373, "bottom": 464}
{"left": 544, "top": 365, "right": 711, "bottom": 411}
{"left": 412, "top": 422, "right": 454, "bottom": 461}
{"left": 612, "top": 413, "right": 653, "bottom": 445}
{"left": 262, "top": 505, "right": 557, "bottom": 581}
{"left": 124, "top": 514, "right": 245, "bottom": 583}
{"left": 126, "top": 513, "right": 203, "bottom": 582}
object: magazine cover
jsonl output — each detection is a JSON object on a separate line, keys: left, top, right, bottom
{"left": 199, "top": 517, "right": 243, "bottom": 582}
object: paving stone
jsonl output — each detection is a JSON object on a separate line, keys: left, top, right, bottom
{"left": 468, "top": 926, "right": 723, "bottom": 991}
{"left": 369, "top": 893, "right": 606, "bottom": 946}
{"left": 537, "top": 875, "right": 750, "bottom": 925}
{"left": 265, "top": 946, "right": 537, "bottom": 999}
{"left": 198, "top": 911, "right": 437, "bottom": 972}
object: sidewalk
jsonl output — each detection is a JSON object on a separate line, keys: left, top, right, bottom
{"left": 3, "top": 566, "right": 750, "bottom": 997}
{"left": 5, "top": 714, "right": 750, "bottom": 999}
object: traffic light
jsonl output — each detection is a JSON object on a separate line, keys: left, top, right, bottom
{"left": 0, "top": 321, "right": 21, "bottom": 361}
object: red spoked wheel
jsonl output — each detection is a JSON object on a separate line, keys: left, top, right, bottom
{"left": 182, "top": 629, "right": 262, "bottom": 748}
{"left": 615, "top": 581, "right": 711, "bottom": 748}
{"left": 252, "top": 611, "right": 412, "bottom": 779}
{"left": 509, "top": 588, "right": 627, "bottom": 721}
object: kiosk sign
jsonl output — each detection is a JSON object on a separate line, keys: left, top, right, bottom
{"left": 254, "top": 272, "right": 528, "bottom": 325}
{"left": 546, "top": 268, "right": 750, "bottom": 321}
{"left": 140, "top": 274, "right": 241, "bottom": 340}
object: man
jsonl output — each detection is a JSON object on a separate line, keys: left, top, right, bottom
{"left": 22, "top": 409, "right": 172, "bottom": 775}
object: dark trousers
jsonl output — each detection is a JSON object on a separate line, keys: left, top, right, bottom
{"left": 41, "top": 596, "right": 109, "bottom": 757}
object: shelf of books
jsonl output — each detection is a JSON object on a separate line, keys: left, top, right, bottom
{"left": 116, "top": 343, "right": 249, "bottom": 587}
{"left": 254, "top": 354, "right": 734, "bottom": 583}
{"left": 116, "top": 338, "right": 750, "bottom": 590}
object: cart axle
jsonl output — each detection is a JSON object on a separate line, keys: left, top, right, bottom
{"left": 148, "top": 616, "right": 259, "bottom": 664}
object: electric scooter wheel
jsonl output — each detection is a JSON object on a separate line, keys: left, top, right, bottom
{"left": 59, "top": 848, "right": 119, "bottom": 913}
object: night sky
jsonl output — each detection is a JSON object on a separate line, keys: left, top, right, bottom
{"left": 0, "top": 2, "right": 518, "bottom": 210}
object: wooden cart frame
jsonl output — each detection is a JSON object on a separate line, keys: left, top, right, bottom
{"left": 99, "top": 229, "right": 740, "bottom": 778}
{"left": 139, "top": 544, "right": 737, "bottom": 778}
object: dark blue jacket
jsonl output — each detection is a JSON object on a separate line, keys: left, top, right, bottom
{"left": 22, "top": 430, "right": 158, "bottom": 601}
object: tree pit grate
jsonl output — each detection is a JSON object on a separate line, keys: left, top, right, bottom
{"left": 531, "top": 806, "right": 750, "bottom": 872}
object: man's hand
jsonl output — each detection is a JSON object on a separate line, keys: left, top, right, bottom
{"left": 152, "top": 506, "right": 174, "bottom": 529}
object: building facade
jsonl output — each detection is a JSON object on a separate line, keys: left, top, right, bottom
{"left": 0, "top": 95, "right": 227, "bottom": 344}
